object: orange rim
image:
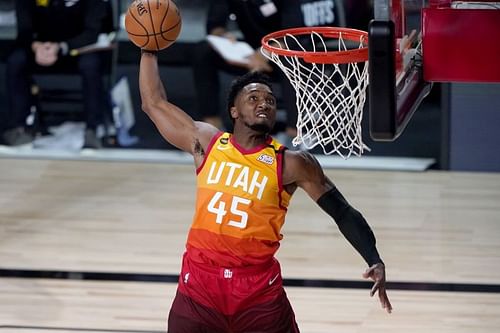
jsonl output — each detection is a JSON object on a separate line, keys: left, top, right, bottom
{"left": 261, "top": 26, "right": 368, "bottom": 64}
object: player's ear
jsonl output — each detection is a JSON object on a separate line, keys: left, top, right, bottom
{"left": 230, "top": 106, "right": 238, "bottom": 120}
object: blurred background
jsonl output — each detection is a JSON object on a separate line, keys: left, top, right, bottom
{"left": 0, "top": 0, "right": 498, "bottom": 172}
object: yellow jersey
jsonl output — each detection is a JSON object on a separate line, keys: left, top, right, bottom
{"left": 186, "top": 132, "right": 292, "bottom": 267}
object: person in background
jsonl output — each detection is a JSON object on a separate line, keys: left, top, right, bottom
{"left": 192, "top": 0, "right": 282, "bottom": 131}
{"left": 2, "top": 0, "right": 108, "bottom": 148}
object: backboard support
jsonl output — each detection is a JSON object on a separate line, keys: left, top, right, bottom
{"left": 368, "top": 0, "right": 432, "bottom": 141}
{"left": 368, "top": 0, "right": 500, "bottom": 141}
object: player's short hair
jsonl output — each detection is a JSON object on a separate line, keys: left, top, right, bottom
{"left": 226, "top": 72, "right": 274, "bottom": 123}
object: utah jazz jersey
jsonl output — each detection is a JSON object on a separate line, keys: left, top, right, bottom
{"left": 186, "top": 132, "right": 292, "bottom": 267}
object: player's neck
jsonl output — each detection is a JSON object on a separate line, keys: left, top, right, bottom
{"left": 231, "top": 131, "right": 269, "bottom": 150}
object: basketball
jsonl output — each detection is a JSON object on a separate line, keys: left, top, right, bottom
{"left": 125, "top": 0, "right": 182, "bottom": 51}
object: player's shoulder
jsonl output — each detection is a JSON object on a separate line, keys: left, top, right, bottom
{"left": 283, "top": 149, "right": 322, "bottom": 180}
{"left": 284, "top": 149, "right": 319, "bottom": 167}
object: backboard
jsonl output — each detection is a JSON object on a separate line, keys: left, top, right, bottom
{"left": 368, "top": 0, "right": 432, "bottom": 141}
{"left": 368, "top": 0, "right": 500, "bottom": 141}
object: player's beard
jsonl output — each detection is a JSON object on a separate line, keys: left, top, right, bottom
{"left": 245, "top": 121, "right": 272, "bottom": 134}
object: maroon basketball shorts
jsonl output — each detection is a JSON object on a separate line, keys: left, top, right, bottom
{"left": 167, "top": 253, "right": 300, "bottom": 333}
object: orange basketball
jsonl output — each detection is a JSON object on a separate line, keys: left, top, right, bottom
{"left": 125, "top": 0, "right": 182, "bottom": 51}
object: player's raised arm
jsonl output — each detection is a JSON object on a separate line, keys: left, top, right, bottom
{"left": 283, "top": 150, "right": 393, "bottom": 313}
{"left": 139, "top": 51, "right": 193, "bottom": 152}
{"left": 139, "top": 51, "right": 217, "bottom": 155}
{"left": 127, "top": 0, "right": 217, "bottom": 155}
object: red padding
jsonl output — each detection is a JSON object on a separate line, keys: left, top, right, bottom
{"left": 422, "top": 8, "right": 500, "bottom": 82}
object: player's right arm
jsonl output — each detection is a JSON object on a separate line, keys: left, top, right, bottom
{"left": 139, "top": 51, "right": 218, "bottom": 154}
{"left": 283, "top": 150, "right": 392, "bottom": 313}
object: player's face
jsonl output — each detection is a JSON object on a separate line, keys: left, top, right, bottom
{"left": 232, "top": 83, "right": 277, "bottom": 133}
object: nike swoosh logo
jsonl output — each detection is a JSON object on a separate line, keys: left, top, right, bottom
{"left": 217, "top": 144, "right": 230, "bottom": 150}
{"left": 269, "top": 273, "right": 279, "bottom": 285}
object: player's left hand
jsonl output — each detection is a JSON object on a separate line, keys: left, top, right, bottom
{"left": 363, "top": 263, "right": 393, "bottom": 313}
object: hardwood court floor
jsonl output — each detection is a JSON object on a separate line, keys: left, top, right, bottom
{"left": 1, "top": 279, "right": 500, "bottom": 333}
{"left": 1, "top": 158, "right": 500, "bottom": 332}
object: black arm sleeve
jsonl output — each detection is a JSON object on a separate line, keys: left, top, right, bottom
{"left": 317, "top": 188, "right": 383, "bottom": 266}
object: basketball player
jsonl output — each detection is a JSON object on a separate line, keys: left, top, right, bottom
{"left": 140, "top": 50, "right": 392, "bottom": 332}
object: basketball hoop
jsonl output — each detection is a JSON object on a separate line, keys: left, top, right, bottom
{"left": 261, "top": 27, "right": 369, "bottom": 158}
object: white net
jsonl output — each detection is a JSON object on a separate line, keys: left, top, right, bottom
{"left": 262, "top": 29, "right": 369, "bottom": 158}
